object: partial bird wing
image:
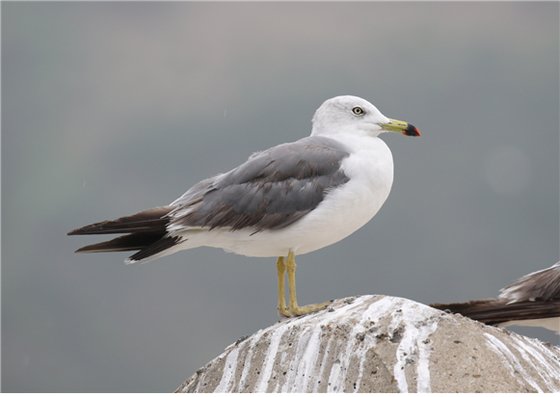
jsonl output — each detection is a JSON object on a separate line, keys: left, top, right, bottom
{"left": 431, "top": 262, "right": 560, "bottom": 333}
{"left": 499, "top": 262, "right": 560, "bottom": 303}
{"left": 167, "top": 136, "right": 350, "bottom": 233}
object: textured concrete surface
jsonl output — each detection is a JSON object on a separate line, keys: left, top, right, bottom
{"left": 176, "top": 295, "right": 560, "bottom": 393}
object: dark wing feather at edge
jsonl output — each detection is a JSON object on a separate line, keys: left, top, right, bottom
{"left": 68, "top": 207, "right": 171, "bottom": 235}
{"left": 431, "top": 299, "right": 560, "bottom": 326}
{"left": 68, "top": 206, "right": 174, "bottom": 260}
{"left": 431, "top": 262, "right": 560, "bottom": 327}
{"left": 74, "top": 232, "right": 166, "bottom": 253}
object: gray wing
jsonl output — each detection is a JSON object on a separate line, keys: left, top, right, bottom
{"left": 168, "top": 136, "right": 350, "bottom": 233}
{"left": 431, "top": 262, "right": 560, "bottom": 330}
{"left": 499, "top": 262, "right": 560, "bottom": 302}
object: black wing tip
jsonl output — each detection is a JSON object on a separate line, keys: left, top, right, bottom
{"left": 67, "top": 223, "right": 110, "bottom": 235}
{"left": 73, "top": 234, "right": 180, "bottom": 263}
{"left": 67, "top": 207, "right": 172, "bottom": 236}
{"left": 72, "top": 232, "right": 169, "bottom": 255}
{"left": 68, "top": 228, "right": 85, "bottom": 236}
{"left": 73, "top": 243, "right": 116, "bottom": 253}
{"left": 432, "top": 299, "right": 560, "bottom": 326}
{"left": 126, "top": 236, "right": 180, "bottom": 263}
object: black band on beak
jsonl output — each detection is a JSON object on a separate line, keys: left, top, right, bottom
{"left": 403, "top": 123, "right": 421, "bottom": 137}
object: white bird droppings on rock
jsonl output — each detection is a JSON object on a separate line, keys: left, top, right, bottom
{"left": 176, "top": 295, "right": 560, "bottom": 393}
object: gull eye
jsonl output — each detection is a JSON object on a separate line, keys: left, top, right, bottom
{"left": 352, "top": 106, "right": 364, "bottom": 116}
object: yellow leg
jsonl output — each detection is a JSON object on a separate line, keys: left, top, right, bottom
{"left": 276, "top": 256, "right": 292, "bottom": 317}
{"left": 284, "top": 250, "right": 331, "bottom": 316}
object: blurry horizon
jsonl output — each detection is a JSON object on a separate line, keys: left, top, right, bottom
{"left": 2, "top": 2, "right": 559, "bottom": 392}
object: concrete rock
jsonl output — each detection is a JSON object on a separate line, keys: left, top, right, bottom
{"left": 176, "top": 295, "right": 560, "bottom": 393}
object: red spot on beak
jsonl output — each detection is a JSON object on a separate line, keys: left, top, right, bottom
{"left": 403, "top": 124, "right": 421, "bottom": 137}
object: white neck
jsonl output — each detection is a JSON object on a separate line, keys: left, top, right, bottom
{"left": 311, "top": 124, "right": 380, "bottom": 138}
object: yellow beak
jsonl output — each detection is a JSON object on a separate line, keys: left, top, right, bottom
{"left": 380, "top": 118, "right": 421, "bottom": 136}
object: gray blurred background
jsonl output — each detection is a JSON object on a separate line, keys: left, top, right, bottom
{"left": 2, "top": 2, "right": 558, "bottom": 392}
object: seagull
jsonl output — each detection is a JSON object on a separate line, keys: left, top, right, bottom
{"left": 68, "top": 95, "right": 420, "bottom": 317}
{"left": 432, "top": 262, "right": 560, "bottom": 333}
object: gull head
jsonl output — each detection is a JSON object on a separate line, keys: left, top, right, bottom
{"left": 311, "top": 95, "right": 420, "bottom": 138}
